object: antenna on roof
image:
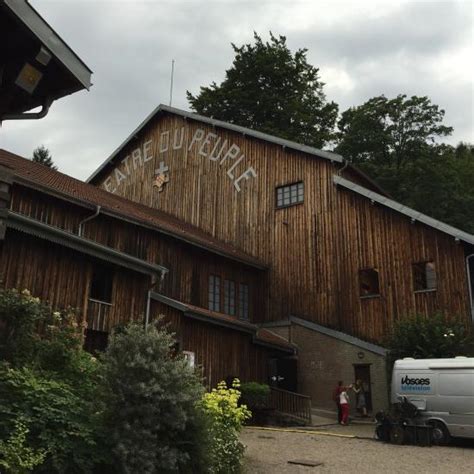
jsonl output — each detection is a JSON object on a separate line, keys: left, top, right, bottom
{"left": 169, "top": 59, "right": 175, "bottom": 106}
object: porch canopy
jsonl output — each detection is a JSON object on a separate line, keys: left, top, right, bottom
{"left": 0, "top": 0, "right": 92, "bottom": 120}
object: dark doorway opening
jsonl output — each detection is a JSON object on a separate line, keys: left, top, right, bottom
{"left": 353, "top": 364, "right": 373, "bottom": 412}
{"left": 269, "top": 357, "right": 297, "bottom": 392}
{"left": 84, "top": 328, "right": 108, "bottom": 354}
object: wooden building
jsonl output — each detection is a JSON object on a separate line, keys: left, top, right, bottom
{"left": 0, "top": 150, "right": 294, "bottom": 389}
{"left": 84, "top": 104, "right": 474, "bottom": 411}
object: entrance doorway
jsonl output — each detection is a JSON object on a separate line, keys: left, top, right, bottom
{"left": 353, "top": 364, "right": 373, "bottom": 412}
{"left": 269, "top": 357, "right": 297, "bottom": 392}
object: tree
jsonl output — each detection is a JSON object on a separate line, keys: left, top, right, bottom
{"left": 336, "top": 95, "right": 453, "bottom": 170}
{"left": 100, "top": 322, "right": 209, "bottom": 473}
{"left": 385, "top": 313, "right": 474, "bottom": 364}
{"left": 187, "top": 32, "right": 338, "bottom": 149}
{"left": 32, "top": 145, "right": 57, "bottom": 170}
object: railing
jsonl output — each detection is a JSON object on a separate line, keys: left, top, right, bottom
{"left": 87, "top": 298, "right": 112, "bottom": 332}
{"left": 269, "top": 387, "right": 312, "bottom": 424}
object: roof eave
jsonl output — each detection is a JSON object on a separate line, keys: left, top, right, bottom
{"left": 3, "top": 0, "right": 92, "bottom": 90}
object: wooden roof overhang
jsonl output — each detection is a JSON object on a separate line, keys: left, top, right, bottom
{"left": 0, "top": 0, "right": 92, "bottom": 119}
{"left": 151, "top": 292, "right": 296, "bottom": 354}
{"left": 6, "top": 210, "right": 168, "bottom": 278}
{"left": 334, "top": 175, "right": 474, "bottom": 247}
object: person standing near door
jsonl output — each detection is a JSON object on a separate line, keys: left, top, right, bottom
{"left": 352, "top": 379, "right": 368, "bottom": 417}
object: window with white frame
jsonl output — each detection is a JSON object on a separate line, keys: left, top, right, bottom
{"left": 208, "top": 274, "right": 221, "bottom": 311}
{"left": 276, "top": 182, "right": 304, "bottom": 208}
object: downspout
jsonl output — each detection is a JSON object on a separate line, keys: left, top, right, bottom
{"left": 78, "top": 205, "right": 101, "bottom": 237}
{"left": 145, "top": 268, "right": 169, "bottom": 331}
{"left": 337, "top": 159, "right": 349, "bottom": 176}
{"left": 467, "top": 254, "right": 474, "bottom": 323}
{"left": 2, "top": 97, "right": 53, "bottom": 121}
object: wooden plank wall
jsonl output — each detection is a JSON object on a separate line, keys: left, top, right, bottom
{"left": 0, "top": 229, "right": 149, "bottom": 331}
{"left": 8, "top": 184, "right": 265, "bottom": 321}
{"left": 151, "top": 300, "right": 271, "bottom": 388}
{"left": 94, "top": 113, "right": 472, "bottom": 343}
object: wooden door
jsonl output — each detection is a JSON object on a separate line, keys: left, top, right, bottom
{"left": 353, "top": 364, "right": 372, "bottom": 411}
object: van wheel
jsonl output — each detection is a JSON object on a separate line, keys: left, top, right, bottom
{"left": 429, "top": 421, "right": 450, "bottom": 445}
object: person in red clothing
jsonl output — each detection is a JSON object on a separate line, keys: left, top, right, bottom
{"left": 339, "top": 385, "right": 352, "bottom": 425}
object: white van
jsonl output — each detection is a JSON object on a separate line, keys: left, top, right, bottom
{"left": 391, "top": 357, "right": 474, "bottom": 443}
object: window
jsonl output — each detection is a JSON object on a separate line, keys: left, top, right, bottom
{"left": 238, "top": 283, "right": 249, "bottom": 320}
{"left": 359, "top": 268, "right": 380, "bottom": 297}
{"left": 224, "top": 279, "right": 236, "bottom": 315}
{"left": 276, "top": 182, "right": 304, "bottom": 208}
{"left": 89, "top": 267, "right": 113, "bottom": 303}
{"left": 413, "top": 261, "right": 437, "bottom": 292}
{"left": 208, "top": 275, "right": 221, "bottom": 311}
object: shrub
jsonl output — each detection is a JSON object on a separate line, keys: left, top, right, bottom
{"left": 386, "top": 312, "right": 474, "bottom": 363}
{"left": 201, "top": 379, "right": 251, "bottom": 474}
{"left": 0, "top": 418, "right": 47, "bottom": 474}
{"left": 99, "top": 321, "right": 208, "bottom": 473}
{"left": 0, "top": 288, "right": 107, "bottom": 473}
{"left": 240, "top": 382, "right": 270, "bottom": 409}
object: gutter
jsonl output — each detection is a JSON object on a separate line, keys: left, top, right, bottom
{"left": 78, "top": 205, "right": 101, "bottom": 236}
{"left": 2, "top": 97, "right": 53, "bottom": 121}
{"left": 6, "top": 210, "right": 168, "bottom": 278}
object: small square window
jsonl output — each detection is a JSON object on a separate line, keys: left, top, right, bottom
{"left": 276, "top": 182, "right": 304, "bottom": 208}
{"left": 359, "top": 268, "right": 380, "bottom": 297}
{"left": 413, "top": 261, "right": 437, "bottom": 291}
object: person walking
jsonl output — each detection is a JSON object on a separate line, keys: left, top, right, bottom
{"left": 339, "top": 386, "right": 351, "bottom": 425}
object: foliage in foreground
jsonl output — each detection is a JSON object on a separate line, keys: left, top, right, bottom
{"left": 100, "top": 322, "right": 209, "bottom": 473}
{"left": 0, "top": 418, "right": 46, "bottom": 474}
{"left": 385, "top": 312, "right": 474, "bottom": 363}
{"left": 201, "top": 380, "right": 251, "bottom": 474}
{"left": 0, "top": 288, "right": 106, "bottom": 473}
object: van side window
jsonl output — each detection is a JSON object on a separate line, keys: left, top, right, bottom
{"left": 413, "top": 261, "right": 437, "bottom": 292}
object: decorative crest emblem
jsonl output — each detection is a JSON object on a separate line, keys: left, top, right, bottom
{"left": 153, "top": 161, "right": 170, "bottom": 192}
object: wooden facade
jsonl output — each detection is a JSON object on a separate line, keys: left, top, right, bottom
{"left": 0, "top": 154, "right": 292, "bottom": 388}
{"left": 90, "top": 109, "right": 474, "bottom": 344}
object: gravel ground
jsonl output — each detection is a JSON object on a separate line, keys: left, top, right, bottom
{"left": 242, "top": 426, "right": 474, "bottom": 473}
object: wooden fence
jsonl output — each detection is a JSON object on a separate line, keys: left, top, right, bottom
{"left": 269, "top": 387, "right": 312, "bottom": 424}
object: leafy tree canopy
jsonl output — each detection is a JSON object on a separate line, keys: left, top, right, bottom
{"left": 32, "top": 145, "right": 57, "bottom": 170}
{"left": 187, "top": 32, "right": 338, "bottom": 149}
{"left": 336, "top": 94, "right": 453, "bottom": 170}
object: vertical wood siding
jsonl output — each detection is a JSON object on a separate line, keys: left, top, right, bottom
{"left": 94, "top": 113, "right": 472, "bottom": 343}
{"left": 151, "top": 300, "right": 273, "bottom": 388}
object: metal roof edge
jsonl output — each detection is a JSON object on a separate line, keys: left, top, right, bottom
{"left": 289, "top": 316, "right": 387, "bottom": 356}
{"left": 333, "top": 175, "right": 474, "bottom": 246}
{"left": 7, "top": 211, "right": 168, "bottom": 276}
{"left": 252, "top": 336, "right": 295, "bottom": 354}
{"left": 87, "top": 103, "right": 343, "bottom": 183}
{"left": 149, "top": 292, "right": 190, "bottom": 312}
{"left": 4, "top": 0, "right": 92, "bottom": 89}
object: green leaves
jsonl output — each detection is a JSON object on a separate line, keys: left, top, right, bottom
{"left": 386, "top": 312, "right": 474, "bottom": 363}
{"left": 99, "top": 322, "right": 208, "bottom": 473}
{"left": 187, "top": 32, "right": 338, "bottom": 149}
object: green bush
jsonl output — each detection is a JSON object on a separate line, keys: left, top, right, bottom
{"left": 386, "top": 312, "right": 474, "bottom": 363}
{"left": 201, "top": 379, "right": 251, "bottom": 474}
{"left": 0, "top": 288, "right": 107, "bottom": 473}
{"left": 0, "top": 418, "right": 47, "bottom": 474}
{"left": 99, "top": 322, "right": 208, "bottom": 473}
{"left": 240, "top": 382, "right": 270, "bottom": 409}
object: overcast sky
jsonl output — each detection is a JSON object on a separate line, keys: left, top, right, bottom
{"left": 1, "top": 0, "right": 472, "bottom": 180}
